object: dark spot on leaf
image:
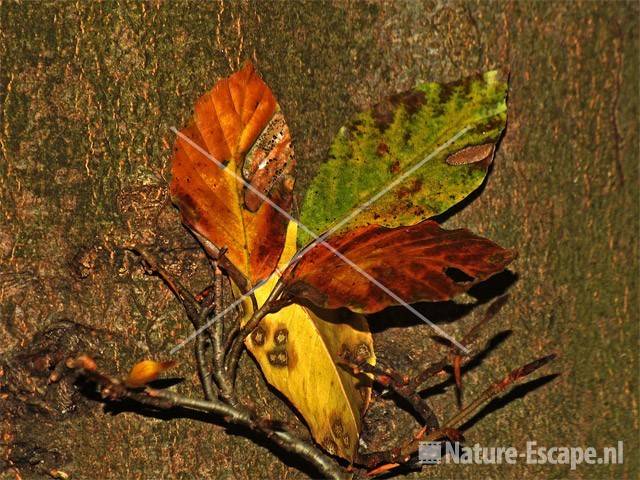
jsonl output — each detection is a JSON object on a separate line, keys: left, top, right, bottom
{"left": 323, "top": 437, "right": 338, "bottom": 455}
{"left": 267, "top": 349, "right": 288, "bottom": 367}
{"left": 251, "top": 326, "right": 266, "bottom": 346}
{"left": 389, "top": 160, "right": 400, "bottom": 174}
{"left": 377, "top": 142, "right": 389, "bottom": 156}
{"left": 355, "top": 343, "right": 371, "bottom": 361}
{"left": 274, "top": 328, "right": 288, "bottom": 346}
{"left": 372, "top": 89, "right": 426, "bottom": 131}
{"left": 332, "top": 417, "right": 344, "bottom": 436}
{"left": 396, "top": 178, "right": 422, "bottom": 198}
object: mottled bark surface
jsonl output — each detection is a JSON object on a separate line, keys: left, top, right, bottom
{"left": 0, "top": 1, "right": 637, "bottom": 479}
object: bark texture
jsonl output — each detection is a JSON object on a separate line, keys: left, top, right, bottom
{"left": 1, "top": 1, "right": 638, "bottom": 479}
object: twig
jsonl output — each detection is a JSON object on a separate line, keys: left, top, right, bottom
{"left": 425, "top": 353, "right": 557, "bottom": 441}
{"left": 225, "top": 279, "right": 287, "bottom": 383}
{"left": 195, "top": 298, "right": 217, "bottom": 401}
{"left": 67, "top": 356, "right": 348, "bottom": 480}
{"left": 189, "top": 230, "right": 255, "bottom": 297}
{"left": 128, "top": 246, "right": 200, "bottom": 321}
{"left": 341, "top": 358, "right": 439, "bottom": 430}
{"left": 357, "top": 354, "right": 555, "bottom": 476}
{"left": 395, "top": 354, "right": 557, "bottom": 471}
{"left": 126, "top": 245, "right": 217, "bottom": 401}
{"left": 209, "top": 261, "right": 235, "bottom": 404}
{"left": 408, "top": 295, "right": 510, "bottom": 393}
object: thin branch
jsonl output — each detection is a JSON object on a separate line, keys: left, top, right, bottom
{"left": 225, "top": 278, "right": 287, "bottom": 383}
{"left": 67, "top": 356, "right": 348, "bottom": 480}
{"left": 196, "top": 299, "right": 217, "bottom": 401}
{"left": 365, "top": 353, "right": 557, "bottom": 476}
{"left": 209, "top": 262, "right": 236, "bottom": 404}
{"left": 189, "top": 230, "right": 255, "bottom": 298}
{"left": 127, "top": 246, "right": 200, "bottom": 321}
{"left": 424, "top": 353, "right": 557, "bottom": 441}
{"left": 340, "top": 358, "right": 439, "bottom": 430}
{"left": 126, "top": 246, "right": 219, "bottom": 401}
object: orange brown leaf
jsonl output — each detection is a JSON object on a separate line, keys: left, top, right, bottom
{"left": 170, "top": 62, "right": 295, "bottom": 284}
{"left": 284, "top": 220, "right": 516, "bottom": 313}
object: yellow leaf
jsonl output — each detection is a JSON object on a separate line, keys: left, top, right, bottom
{"left": 124, "top": 360, "right": 176, "bottom": 388}
{"left": 243, "top": 222, "right": 375, "bottom": 460}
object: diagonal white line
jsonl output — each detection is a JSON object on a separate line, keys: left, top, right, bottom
{"left": 291, "top": 127, "right": 470, "bottom": 263}
{"left": 169, "top": 280, "right": 265, "bottom": 355}
{"left": 170, "top": 125, "right": 471, "bottom": 354}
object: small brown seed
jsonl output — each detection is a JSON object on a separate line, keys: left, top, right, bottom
{"left": 445, "top": 143, "right": 494, "bottom": 166}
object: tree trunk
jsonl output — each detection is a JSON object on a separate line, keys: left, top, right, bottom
{"left": 1, "top": 1, "right": 637, "bottom": 478}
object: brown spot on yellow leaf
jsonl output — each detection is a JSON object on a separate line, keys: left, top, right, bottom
{"left": 355, "top": 343, "right": 371, "bottom": 362}
{"left": 332, "top": 417, "right": 345, "bottom": 436}
{"left": 267, "top": 349, "right": 288, "bottom": 367}
{"left": 251, "top": 326, "right": 266, "bottom": 346}
{"left": 274, "top": 327, "right": 288, "bottom": 345}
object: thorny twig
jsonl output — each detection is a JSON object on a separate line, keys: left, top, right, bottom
{"left": 351, "top": 353, "right": 556, "bottom": 476}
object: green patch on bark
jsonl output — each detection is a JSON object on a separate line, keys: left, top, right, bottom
{"left": 297, "top": 71, "right": 507, "bottom": 246}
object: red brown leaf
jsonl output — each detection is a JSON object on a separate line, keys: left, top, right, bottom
{"left": 284, "top": 220, "right": 516, "bottom": 313}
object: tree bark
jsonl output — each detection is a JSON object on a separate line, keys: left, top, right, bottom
{"left": 1, "top": 1, "right": 637, "bottom": 478}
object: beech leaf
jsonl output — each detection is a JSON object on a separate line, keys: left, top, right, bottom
{"left": 170, "top": 62, "right": 295, "bottom": 284}
{"left": 297, "top": 70, "right": 507, "bottom": 246}
{"left": 243, "top": 222, "right": 374, "bottom": 460}
{"left": 284, "top": 220, "right": 516, "bottom": 313}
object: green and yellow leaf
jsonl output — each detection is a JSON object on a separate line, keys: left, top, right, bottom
{"left": 298, "top": 70, "right": 507, "bottom": 246}
{"left": 243, "top": 222, "right": 375, "bottom": 460}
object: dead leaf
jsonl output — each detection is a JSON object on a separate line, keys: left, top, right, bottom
{"left": 243, "top": 222, "right": 375, "bottom": 460}
{"left": 170, "top": 62, "right": 295, "bottom": 284}
{"left": 284, "top": 220, "right": 516, "bottom": 313}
